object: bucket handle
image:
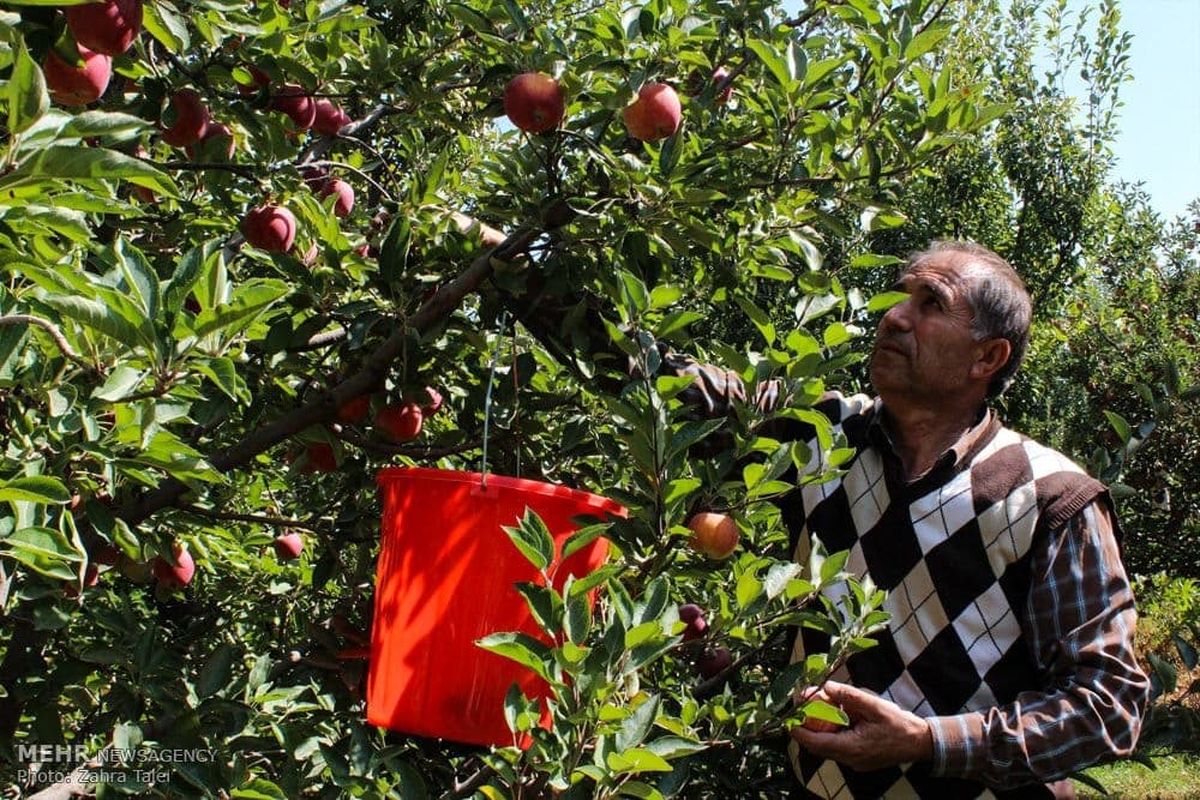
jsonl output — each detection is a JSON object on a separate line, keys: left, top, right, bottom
{"left": 479, "top": 310, "right": 510, "bottom": 489}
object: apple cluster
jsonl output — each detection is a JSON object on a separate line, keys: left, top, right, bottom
{"left": 38, "top": 1, "right": 359, "bottom": 260}
{"left": 503, "top": 67, "right": 733, "bottom": 141}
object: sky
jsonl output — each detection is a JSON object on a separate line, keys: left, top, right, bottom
{"left": 1099, "top": 0, "right": 1200, "bottom": 220}
{"left": 779, "top": 0, "right": 1200, "bottom": 221}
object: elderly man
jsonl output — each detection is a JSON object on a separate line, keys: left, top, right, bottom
{"left": 680, "top": 241, "right": 1148, "bottom": 798}
{"left": 505, "top": 239, "right": 1149, "bottom": 797}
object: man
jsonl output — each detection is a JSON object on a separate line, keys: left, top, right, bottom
{"left": 680, "top": 241, "right": 1148, "bottom": 798}
{"left": 505, "top": 239, "right": 1149, "bottom": 797}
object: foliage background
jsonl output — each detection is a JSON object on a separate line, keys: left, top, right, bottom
{"left": 0, "top": 0, "right": 1195, "bottom": 797}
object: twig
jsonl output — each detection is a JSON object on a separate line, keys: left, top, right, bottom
{"left": 179, "top": 504, "right": 323, "bottom": 532}
{"left": 0, "top": 314, "right": 98, "bottom": 374}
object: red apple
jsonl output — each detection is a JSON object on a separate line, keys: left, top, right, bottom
{"left": 504, "top": 71, "right": 565, "bottom": 134}
{"left": 375, "top": 403, "right": 423, "bottom": 442}
{"left": 320, "top": 178, "right": 354, "bottom": 217}
{"left": 273, "top": 531, "right": 304, "bottom": 562}
{"left": 312, "top": 98, "right": 351, "bottom": 136}
{"left": 421, "top": 386, "right": 443, "bottom": 416}
{"left": 686, "top": 511, "right": 739, "bottom": 560}
{"left": 241, "top": 204, "right": 297, "bottom": 252}
{"left": 66, "top": 0, "right": 142, "bottom": 56}
{"left": 271, "top": 84, "right": 317, "bottom": 129}
{"left": 161, "top": 88, "right": 210, "bottom": 147}
{"left": 678, "top": 603, "right": 708, "bottom": 641}
{"left": 290, "top": 442, "right": 336, "bottom": 473}
{"left": 696, "top": 646, "right": 732, "bottom": 679}
{"left": 336, "top": 395, "right": 370, "bottom": 423}
{"left": 43, "top": 46, "right": 112, "bottom": 107}
{"left": 711, "top": 66, "right": 733, "bottom": 105}
{"left": 152, "top": 542, "right": 195, "bottom": 589}
{"left": 186, "top": 121, "right": 235, "bottom": 160}
{"left": 623, "top": 82, "right": 682, "bottom": 141}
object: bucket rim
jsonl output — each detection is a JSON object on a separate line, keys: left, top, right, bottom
{"left": 376, "top": 467, "right": 626, "bottom": 516}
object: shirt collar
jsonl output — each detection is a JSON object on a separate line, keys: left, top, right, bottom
{"left": 865, "top": 399, "right": 994, "bottom": 472}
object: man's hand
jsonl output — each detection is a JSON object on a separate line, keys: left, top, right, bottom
{"left": 790, "top": 681, "right": 934, "bottom": 771}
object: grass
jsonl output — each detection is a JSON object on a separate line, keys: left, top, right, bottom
{"left": 1074, "top": 754, "right": 1200, "bottom": 799}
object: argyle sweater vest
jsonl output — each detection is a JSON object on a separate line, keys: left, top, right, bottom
{"left": 780, "top": 394, "right": 1106, "bottom": 800}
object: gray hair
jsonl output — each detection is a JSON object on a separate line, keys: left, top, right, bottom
{"left": 905, "top": 241, "right": 1032, "bottom": 398}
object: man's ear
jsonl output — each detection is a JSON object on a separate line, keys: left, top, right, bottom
{"left": 970, "top": 338, "right": 1011, "bottom": 383}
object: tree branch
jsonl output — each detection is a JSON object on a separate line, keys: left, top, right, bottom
{"left": 0, "top": 315, "right": 98, "bottom": 374}
{"left": 116, "top": 221, "right": 538, "bottom": 527}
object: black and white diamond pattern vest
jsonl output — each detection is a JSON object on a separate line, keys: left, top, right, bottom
{"left": 779, "top": 393, "right": 1106, "bottom": 799}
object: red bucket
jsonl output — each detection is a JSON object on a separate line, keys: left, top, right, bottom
{"left": 367, "top": 467, "right": 625, "bottom": 746}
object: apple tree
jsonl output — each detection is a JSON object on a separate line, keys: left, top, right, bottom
{"left": 0, "top": 0, "right": 1004, "bottom": 796}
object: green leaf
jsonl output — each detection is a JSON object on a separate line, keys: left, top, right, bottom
{"left": 231, "top": 779, "right": 288, "bottom": 800}
{"left": 7, "top": 38, "right": 48, "bottom": 135}
{"left": 655, "top": 310, "right": 703, "bottom": 338}
{"left": 866, "top": 291, "right": 908, "bottom": 313}
{"left": 904, "top": 25, "right": 951, "bottom": 61}
{"left": 197, "top": 643, "right": 237, "bottom": 699}
{"left": 43, "top": 292, "right": 156, "bottom": 353}
{"left": 662, "top": 478, "right": 701, "bottom": 505}
{"left": 765, "top": 562, "right": 801, "bottom": 600}
{"left": 515, "top": 582, "right": 562, "bottom": 636}
{"left": 115, "top": 237, "right": 161, "bottom": 322}
{"left": 747, "top": 39, "right": 794, "bottom": 89}
{"left": 736, "top": 571, "right": 762, "bottom": 608}
{"left": 476, "top": 632, "right": 553, "bottom": 682}
{"left": 648, "top": 285, "right": 682, "bottom": 309}
{"left": 91, "top": 365, "right": 145, "bottom": 401}
{"left": 0, "top": 145, "right": 179, "bottom": 197}
{"left": 616, "top": 694, "right": 659, "bottom": 752}
{"left": 624, "top": 620, "right": 662, "bottom": 649}
{"left": 194, "top": 357, "right": 241, "bottom": 401}
{"left": 561, "top": 523, "right": 607, "bottom": 560}
{"left": 606, "top": 748, "right": 673, "bottom": 775}
{"left": 850, "top": 253, "right": 904, "bottom": 269}
{"left": 1172, "top": 633, "right": 1197, "bottom": 671}
{"left": 60, "top": 111, "right": 152, "bottom": 138}
{"left": 564, "top": 593, "right": 591, "bottom": 644}
{"left": 644, "top": 736, "right": 707, "bottom": 759}
{"left": 501, "top": 508, "right": 555, "bottom": 572}
{"left": 734, "top": 294, "right": 775, "bottom": 345}
{"left": 193, "top": 280, "right": 289, "bottom": 338}
{"left": 143, "top": 0, "right": 191, "bottom": 52}
{"left": 0, "top": 476, "right": 71, "bottom": 504}
{"left": 163, "top": 239, "right": 221, "bottom": 314}
{"left": 2, "top": 526, "right": 84, "bottom": 580}
{"left": 802, "top": 698, "right": 849, "bottom": 727}
{"left": 1103, "top": 410, "right": 1132, "bottom": 444}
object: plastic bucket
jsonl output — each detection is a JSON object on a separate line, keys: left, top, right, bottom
{"left": 367, "top": 467, "right": 625, "bottom": 746}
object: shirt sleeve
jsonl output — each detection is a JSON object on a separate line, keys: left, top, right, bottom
{"left": 925, "top": 500, "right": 1151, "bottom": 786}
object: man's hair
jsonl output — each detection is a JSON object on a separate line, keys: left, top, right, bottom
{"left": 905, "top": 240, "right": 1032, "bottom": 398}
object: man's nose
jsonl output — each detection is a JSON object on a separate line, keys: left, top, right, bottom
{"left": 879, "top": 298, "right": 913, "bottom": 333}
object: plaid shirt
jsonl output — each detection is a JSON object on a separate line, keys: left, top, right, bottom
{"left": 927, "top": 498, "right": 1147, "bottom": 785}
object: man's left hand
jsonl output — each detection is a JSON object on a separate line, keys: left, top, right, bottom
{"left": 790, "top": 681, "right": 934, "bottom": 771}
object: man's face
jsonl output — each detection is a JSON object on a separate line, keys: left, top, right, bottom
{"left": 869, "top": 253, "right": 983, "bottom": 404}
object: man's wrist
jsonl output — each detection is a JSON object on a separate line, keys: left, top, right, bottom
{"left": 926, "top": 713, "right": 985, "bottom": 777}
